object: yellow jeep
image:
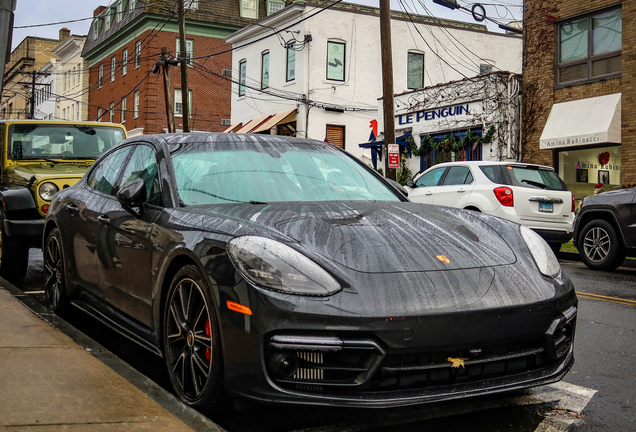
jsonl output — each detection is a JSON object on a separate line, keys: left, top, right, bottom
{"left": 0, "top": 120, "right": 127, "bottom": 281}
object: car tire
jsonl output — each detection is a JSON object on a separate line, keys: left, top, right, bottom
{"left": 43, "top": 228, "right": 69, "bottom": 313}
{"left": 0, "top": 221, "right": 29, "bottom": 282}
{"left": 578, "top": 219, "right": 626, "bottom": 271}
{"left": 163, "top": 264, "right": 226, "bottom": 415}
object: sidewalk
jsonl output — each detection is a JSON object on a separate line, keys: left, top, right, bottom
{"left": 0, "top": 284, "right": 224, "bottom": 431}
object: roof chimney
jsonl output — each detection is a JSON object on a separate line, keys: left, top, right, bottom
{"left": 93, "top": 6, "right": 107, "bottom": 17}
{"left": 59, "top": 28, "right": 71, "bottom": 42}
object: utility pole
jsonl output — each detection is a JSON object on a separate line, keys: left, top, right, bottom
{"left": 177, "top": 0, "right": 190, "bottom": 132}
{"left": 379, "top": 0, "right": 396, "bottom": 181}
{"left": 161, "top": 47, "right": 176, "bottom": 133}
{"left": 0, "top": 0, "right": 16, "bottom": 95}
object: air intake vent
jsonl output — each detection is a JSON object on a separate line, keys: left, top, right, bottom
{"left": 222, "top": 69, "right": 232, "bottom": 77}
{"left": 293, "top": 352, "right": 324, "bottom": 380}
{"left": 221, "top": 119, "right": 231, "bottom": 126}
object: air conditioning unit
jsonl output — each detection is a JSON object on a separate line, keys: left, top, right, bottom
{"left": 222, "top": 69, "right": 232, "bottom": 77}
{"left": 221, "top": 119, "right": 232, "bottom": 126}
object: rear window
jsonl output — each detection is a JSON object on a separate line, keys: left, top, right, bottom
{"left": 480, "top": 165, "right": 507, "bottom": 184}
{"left": 508, "top": 166, "right": 568, "bottom": 191}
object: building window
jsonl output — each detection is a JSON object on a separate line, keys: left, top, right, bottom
{"left": 174, "top": 89, "right": 193, "bottom": 116}
{"left": 326, "top": 125, "right": 345, "bottom": 149}
{"left": 326, "top": 41, "right": 345, "bottom": 81}
{"left": 407, "top": 52, "right": 424, "bottom": 89}
{"left": 97, "top": 107, "right": 103, "bottom": 121}
{"left": 557, "top": 6, "right": 621, "bottom": 86}
{"left": 176, "top": 38, "right": 193, "bottom": 66}
{"left": 267, "top": 0, "right": 284, "bottom": 15}
{"left": 116, "top": 0, "right": 123, "bottom": 22}
{"left": 185, "top": 0, "right": 198, "bottom": 9}
{"left": 93, "top": 18, "right": 101, "bottom": 39}
{"left": 261, "top": 51, "right": 269, "bottom": 89}
{"left": 109, "top": 102, "right": 115, "bottom": 123}
{"left": 111, "top": 56, "right": 116, "bottom": 82}
{"left": 122, "top": 49, "right": 128, "bottom": 75}
{"left": 241, "top": 0, "right": 257, "bottom": 18}
{"left": 121, "top": 97, "right": 126, "bottom": 123}
{"left": 98, "top": 64, "right": 103, "bottom": 88}
{"left": 106, "top": 9, "right": 112, "bottom": 30}
{"left": 133, "top": 90, "right": 140, "bottom": 118}
{"left": 238, "top": 59, "right": 246, "bottom": 96}
{"left": 479, "top": 63, "right": 493, "bottom": 74}
{"left": 135, "top": 40, "right": 141, "bottom": 68}
{"left": 77, "top": 103, "right": 80, "bottom": 121}
{"left": 130, "top": 0, "right": 136, "bottom": 12}
{"left": 62, "top": 108, "right": 66, "bottom": 120}
{"left": 286, "top": 43, "right": 295, "bottom": 82}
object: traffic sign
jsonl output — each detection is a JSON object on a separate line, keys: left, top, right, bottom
{"left": 388, "top": 144, "right": 400, "bottom": 169}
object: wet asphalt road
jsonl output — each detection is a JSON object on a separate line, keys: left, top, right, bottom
{"left": 15, "top": 251, "right": 636, "bottom": 432}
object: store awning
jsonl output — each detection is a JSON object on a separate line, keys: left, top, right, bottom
{"left": 540, "top": 93, "right": 621, "bottom": 150}
{"left": 222, "top": 122, "right": 243, "bottom": 133}
{"left": 251, "top": 109, "right": 297, "bottom": 133}
{"left": 235, "top": 116, "right": 272, "bottom": 134}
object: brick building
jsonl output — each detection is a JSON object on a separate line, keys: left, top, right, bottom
{"left": 82, "top": 0, "right": 271, "bottom": 136}
{"left": 522, "top": 0, "right": 633, "bottom": 201}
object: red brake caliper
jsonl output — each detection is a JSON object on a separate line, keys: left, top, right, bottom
{"left": 205, "top": 318, "right": 211, "bottom": 361}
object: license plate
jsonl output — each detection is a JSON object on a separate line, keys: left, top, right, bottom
{"left": 539, "top": 202, "right": 553, "bottom": 213}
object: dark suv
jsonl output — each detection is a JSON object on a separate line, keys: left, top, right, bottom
{"left": 573, "top": 186, "right": 636, "bottom": 270}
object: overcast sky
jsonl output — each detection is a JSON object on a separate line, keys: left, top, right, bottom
{"left": 11, "top": 0, "right": 522, "bottom": 50}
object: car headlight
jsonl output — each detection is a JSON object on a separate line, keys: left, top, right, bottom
{"left": 227, "top": 236, "right": 342, "bottom": 296}
{"left": 38, "top": 182, "right": 59, "bottom": 201}
{"left": 519, "top": 225, "right": 561, "bottom": 278}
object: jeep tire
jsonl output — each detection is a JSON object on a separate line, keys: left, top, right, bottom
{"left": 578, "top": 219, "right": 626, "bottom": 271}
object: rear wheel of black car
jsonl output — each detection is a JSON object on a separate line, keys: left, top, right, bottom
{"left": 163, "top": 265, "right": 225, "bottom": 415}
{"left": 0, "top": 220, "right": 29, "bottom": 282}
{"left": 578, "top": 219, "right": 626, "bottom": 271}
{"left": 43, "top": 228, "right": 69, "bottom": 313}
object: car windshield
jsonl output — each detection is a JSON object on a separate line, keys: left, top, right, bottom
{"left": 509, "top": 166, "right": 568, "bottom": 191}
{"left": 8, "top": 124, "right": 126, "bottom": 161}
{"left": 172, "top": 141, "right": 401, "bottom": 204}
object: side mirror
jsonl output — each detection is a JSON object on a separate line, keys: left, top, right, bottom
{"left": 116, "top": 178, "right": 147, "bottom": 216}
{"left": 385, "top": 178, "right": 409, "bottom": 198}
{"left": 405, "top": 178, "right": 414, "bottom": 188}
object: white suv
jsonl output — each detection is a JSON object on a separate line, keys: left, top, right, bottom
{"left": 407, "top": 161, "right": 575, "bottom": 252}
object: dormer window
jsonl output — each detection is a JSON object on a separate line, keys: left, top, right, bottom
{"left": 185, "top": 0, "right": 198, "bottom": 9}
{"left": 267, "top": 0, "right": 284, "bottom": 15}
{"left": 241, "top": 0, "right": 257, "bottom": 19}
{"left": 93, "top": 18, "right": 102, "bottom": 39}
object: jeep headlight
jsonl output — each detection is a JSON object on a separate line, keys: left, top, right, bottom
{"left": 38, "top": 182, "right": 59, "bottom": 201}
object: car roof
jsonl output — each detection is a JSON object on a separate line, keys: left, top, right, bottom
{"left": 423, "top": 161, "right": 556, "bottom": 170}
{"left": 126, "top": 132, "right": 332, "bottom": 150}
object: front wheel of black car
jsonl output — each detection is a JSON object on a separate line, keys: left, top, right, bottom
{"left": 43, "top": 228, "right": 69, "bottom": 313}
{"left": 163, "top": 265, "right": 225, "bottom": 415}
{"left": 0, "top": 222, "right": 29, "bottom": 282}
{"left": 578, "top": 219, "right": 626, "bottom": 271}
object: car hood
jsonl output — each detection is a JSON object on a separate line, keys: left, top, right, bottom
{"left": 193, "top": 202, "right": 517, "bottom": 273}
{"left": 5, "top": 163, "right": 90, "bottom": 182}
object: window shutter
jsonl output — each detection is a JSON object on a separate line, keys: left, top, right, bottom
{"left": 326, "top": 125, "right": 345, "bottom": 149}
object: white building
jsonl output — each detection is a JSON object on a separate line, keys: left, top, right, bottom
{"left": 33, "top": 61, "right": 56, "bottom": 120}
{"left": 375, "top": 71, "right": 522, "bottom": 175}
{"left": 52, "top": 31, "right": 89, "bottom": 122}
{"left": 224, "top": 1, "right": 522, "bottom": 166}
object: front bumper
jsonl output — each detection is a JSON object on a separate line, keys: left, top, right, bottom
{"left": 219, "top": 285, "right": 578, "bottom": 407}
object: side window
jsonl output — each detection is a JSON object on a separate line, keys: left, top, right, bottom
{"left": 87, "top": 147, "right": 131, "bottom": 195}
{"left": 442, "top": 166, "right": 472, "bottom": 186}
{"left": 416, "top": 167, "right": 446, "bottom": 187}
{"left": 119, "top": 145, "right": 163, "bottom": 206}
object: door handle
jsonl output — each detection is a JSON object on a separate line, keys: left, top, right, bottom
{"left": 97, "top": 215, "right": 110, "bottom": 225}
{"left": 425, "top": 191, "right": 433, "bottom": 196}
{"left": 457, "top": 189, "right": 466, "bottom": 193}
{"left": 66, "top": 203, "right": 79, "bottom": 215}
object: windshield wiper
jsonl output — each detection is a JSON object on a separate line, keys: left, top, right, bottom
{"left": 16, "top": 156, "right": 60, "bottom": 165}
{"left": 521, "top": 179, "right": 549, "bottom": 189}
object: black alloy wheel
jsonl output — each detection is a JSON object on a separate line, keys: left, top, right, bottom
{"left": 43, "top": 228, "right": 68, "bottom": 313}
{"left": 579, "top": 219, "right": 626, "bottom": 271}
{"left": 0, "top": 215, "right": 29, "bottom": 282}
{"left": 163, "top": 265, "right": 224, "bottom": 414}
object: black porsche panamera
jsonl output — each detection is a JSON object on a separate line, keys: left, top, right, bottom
{"left": 44, "top": 133, "right": 577, "bottom": 414}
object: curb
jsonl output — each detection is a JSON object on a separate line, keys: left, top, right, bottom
{"left": 557, "top": 251, "right": 636, "bottom": 269}
{"left": 0, "top": 278, "right": 226, "bottom": 432}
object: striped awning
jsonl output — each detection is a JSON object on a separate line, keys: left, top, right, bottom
{"left": 222, "top": 122, "right": 243, "bottom": 133}
{"left": 235, "top": 116, "right": 271, "bottom": 134}
{"left": 251, "top": 109, "right": 297, "bottom": 133}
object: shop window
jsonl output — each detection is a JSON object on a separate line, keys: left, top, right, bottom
{"left": 327, "top": 41, "right": 345, "bottom": 81}
{"left": 407, "top": 52, "right": 424, "bottom": 89}
{"left": 286, "top": 43, "right": 295, "bottom": 82}
{"left": 558, "top": 145, "right": 621, "bottom": 198}
{"left": 241, "top": 0, "right": 257, "bottom": 18}
{"left": 261, "top": 51, "right": 269, "bottom": 89}
{"left": 557, "top": 6, "right": 621, "bottom": 86}
{"left": 326, "top": 125, "right": 345, "bottom": 149}
{"left": 238, "top": 59, "right": 247, "bottom": 96}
